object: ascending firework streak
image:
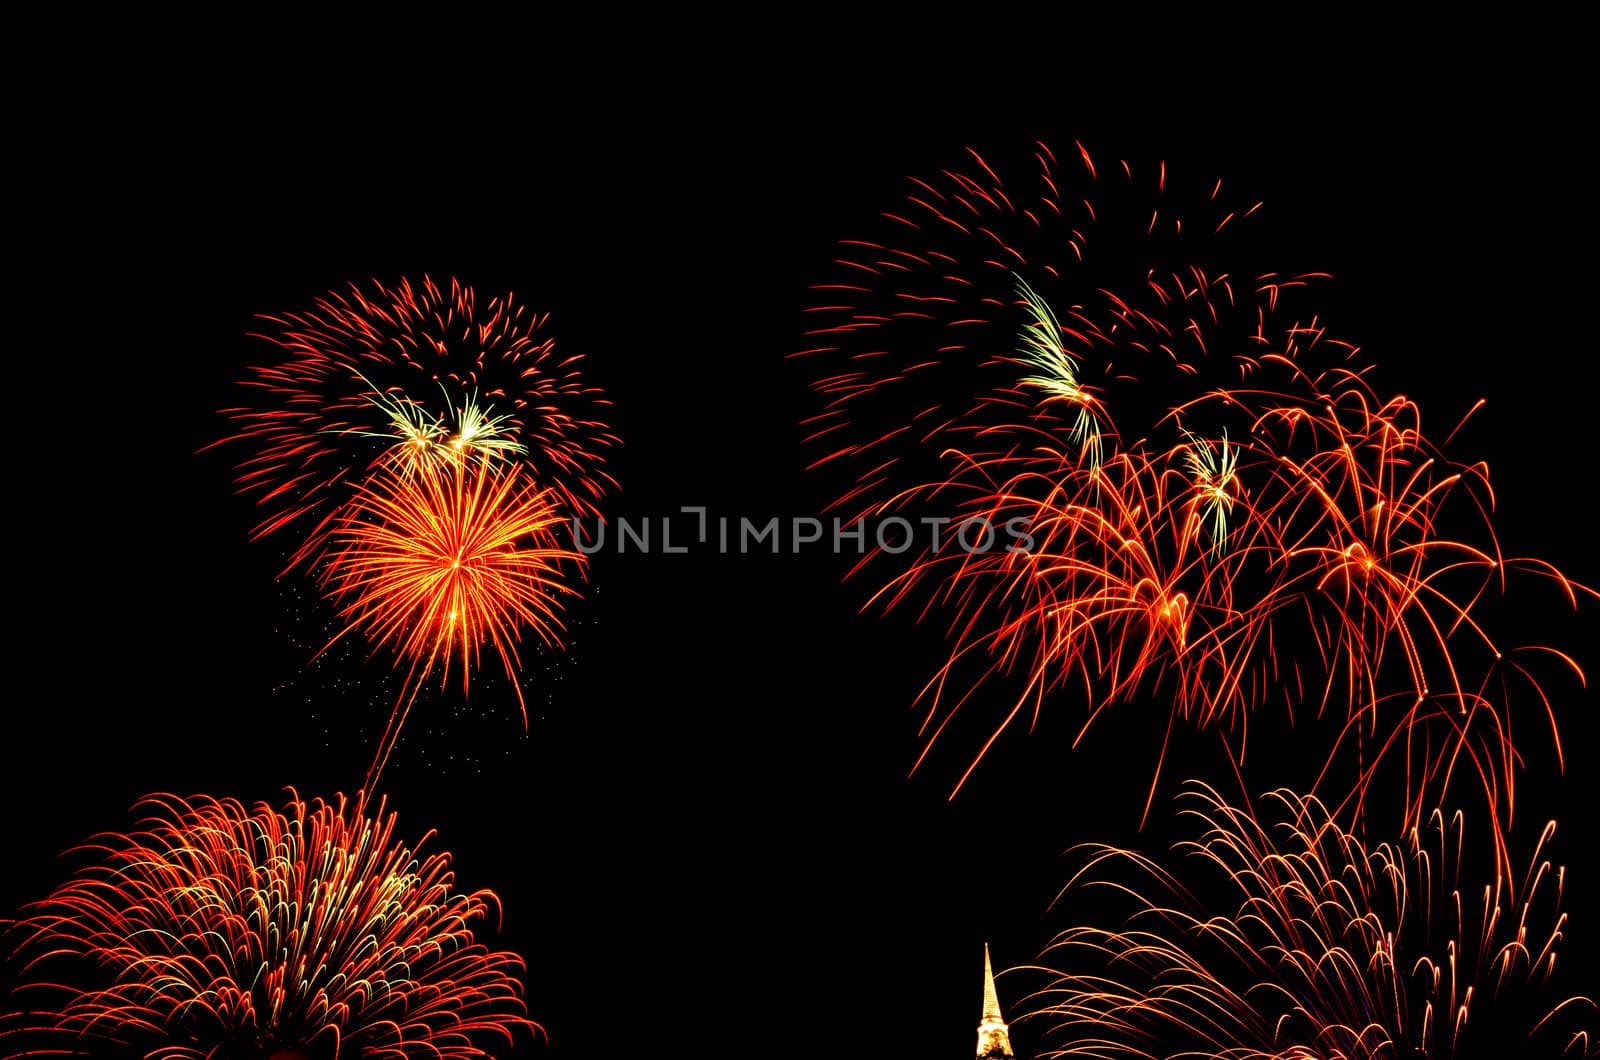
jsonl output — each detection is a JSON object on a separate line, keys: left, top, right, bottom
{"left": 1023, "top": 784, "right": 1594, "bottom": 1058}
{"left": 3, "top": 791, "right": 537, "bottom": 1059}
{"left": 798, "top": 142, "right": 1592, "bottom": 843}
{"left": 213, "top": 277, "right": 617, "bottom": 787}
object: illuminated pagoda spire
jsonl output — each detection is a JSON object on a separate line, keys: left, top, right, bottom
{"left": 976, "top": 943, "right": 1015, "bottom": 1059}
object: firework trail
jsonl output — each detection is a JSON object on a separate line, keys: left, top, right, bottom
{"left": 1023, "top": 783, "right": 1594, "bottom": 1058}
{"left": 797, "top": 142, "right": 1592, "bottom": 839}
{"left": 3, "top": 791, "right": 537, "bottom": 1059}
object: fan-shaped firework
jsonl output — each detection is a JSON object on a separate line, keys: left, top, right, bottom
{"left": 1024, "top": 784, "right": 1594, "bottom": 1058}
{"left": 3, "top": 791, "right": 537, "bottom": 1059}
{"left": 799, "top": 143, "right": 1591, "bottom": 834}
{"left": 218, "top": 275, "right": 617, "bottom": 569}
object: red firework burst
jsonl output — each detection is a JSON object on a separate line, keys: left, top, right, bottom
{"left": 798, "top": 142, "right": 1273, "bottom": 504}
{"left": 3, "top": 791, "right": 537, "bottom": 1059}
{"left": 217, "top": 275, "right": 617, "bottom": 569}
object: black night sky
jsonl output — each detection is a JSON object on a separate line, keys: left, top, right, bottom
{"left": 7, "top": 33, "right": 1597, "bottom": 1059}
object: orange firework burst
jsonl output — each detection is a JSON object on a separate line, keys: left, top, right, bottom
{"left": 799, "top": 142, "right": 1592, "bottom": 845}
{"left": 1024, "top": 784, "right": 1594, "bottom": 1059}
{"left": 320, "top": 458, "right": 581, "bottom": 724}
{"left": 3, "top": 791, "right": 537, "bottom": 1059}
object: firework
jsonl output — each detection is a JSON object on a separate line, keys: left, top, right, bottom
{"left": 217, "top": 275, "right": 617, "bottom": 568}
{"left": 797, "top": 143, "right": 1272, "bottom": 505}
{"left": 321, "top": 458, "right": 581, "bottom": 710}
{"left": 210, "top": 277, "right": 616, "bottom": 783}
{"left": 317, "top": 457, "right": 582, "bottom": 786}
{"left": 4, "top": 791, "right": 537, "bottom": 1058}
{"left": 890, "top": 372, "right": 1580, "bottom": 831}
{"left": 1024, "top": 783, "right": 1594, "bottom": 1058}
{"left": 798, "top": 143, "right": 1591, "bottom": 837}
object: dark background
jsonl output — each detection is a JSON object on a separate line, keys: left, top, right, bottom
{"left": 7, "top": 33, "right": 1596, "bottom": 1058}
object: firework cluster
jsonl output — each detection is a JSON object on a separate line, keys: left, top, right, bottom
{"left": 2, "top": 277, "right": 619, "bottom": 1055}
{"left": 799, "top": 143, "right": 1590, "bottom": 835}
{"left": 801, "top": 141, "right": 1594, "bottom": 1057}
{"left": 220, "top": 276, "right": 616, "bottom": 717}
{"left": 3, "top": 140, "right": 1590, "bottom": 1060}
